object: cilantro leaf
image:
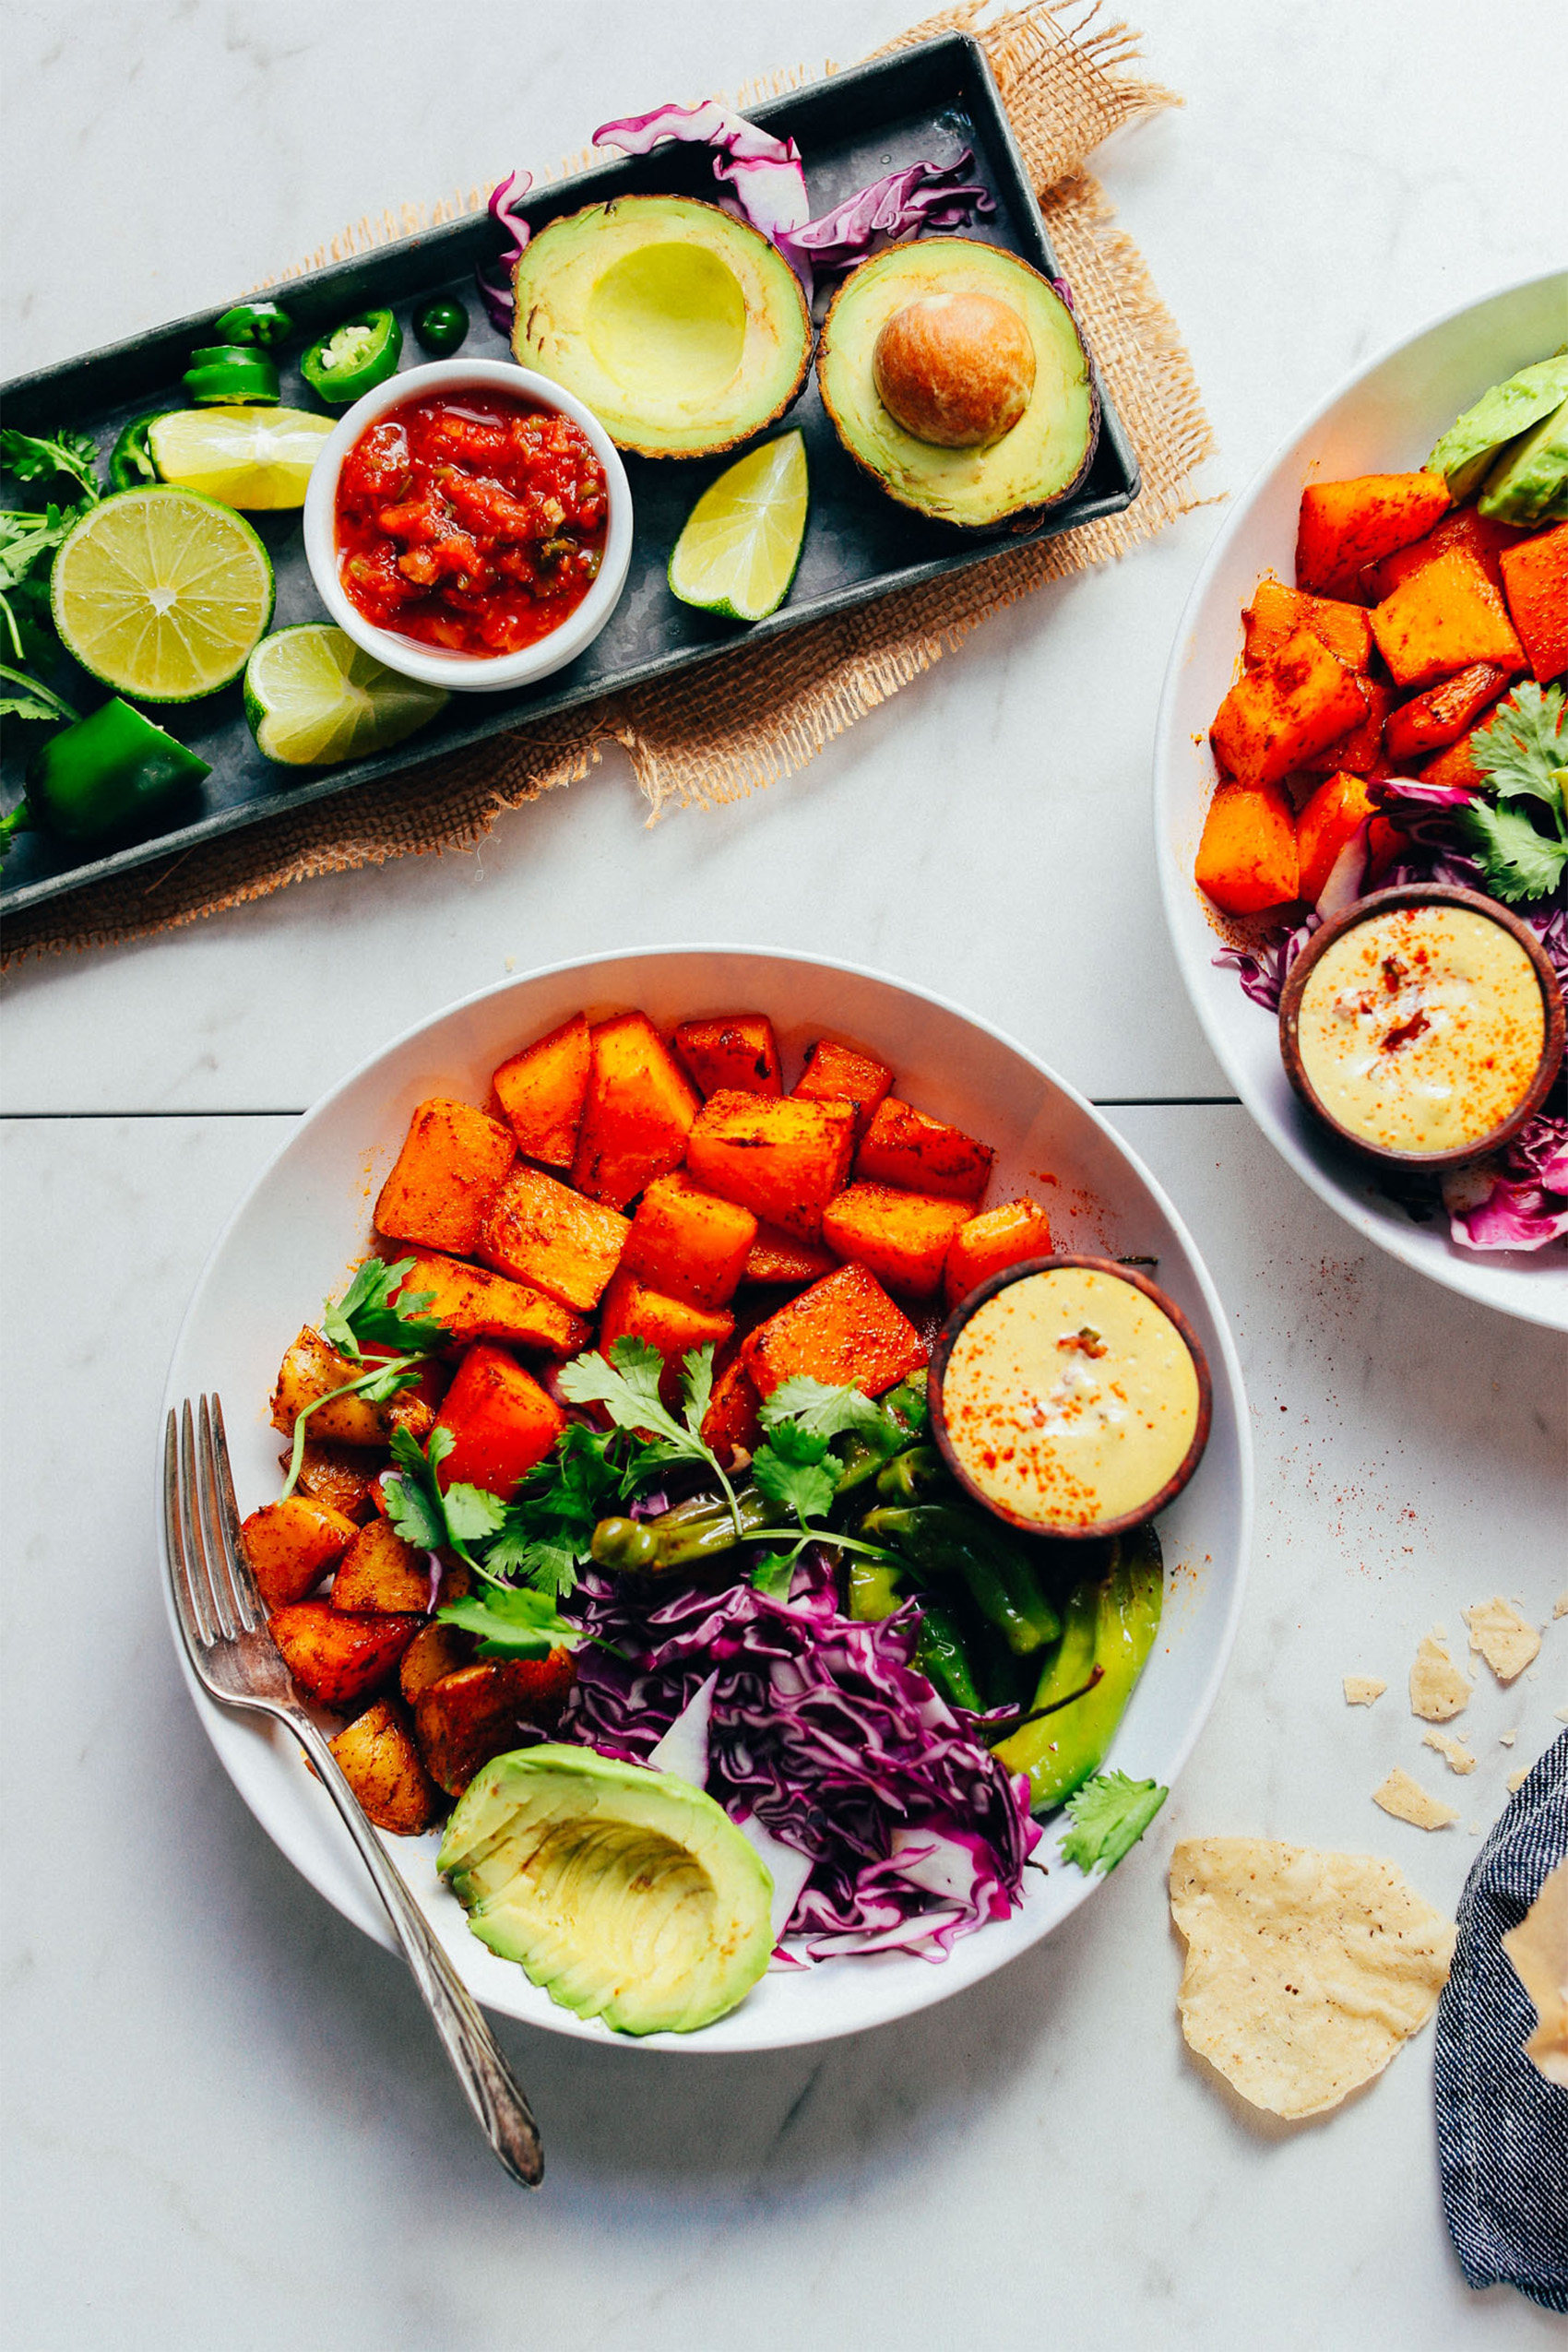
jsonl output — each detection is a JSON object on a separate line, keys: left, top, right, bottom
{"left": 383, "top": 1425, "right": 451, "bottom": 1552}
{"left": 750, "top": 1553, "right": 797, "bottom": 1599}
{"left": 1456, "top": 796, "right": 1568, "bottom": 904}
{"left": 1059, "top": 1772, "right": 1168, "bottom": 1874}
{"left": 322, "top": 1256, "right": 444, "bottom": 1360}
{"left": 444, "top": 1481, "right": 508, "bottom": 1546}
{"left": 1472, "top": 683, "right": 1567, "bottom": 812}
{"left": 0, "top": 426, "right": 101, "bottom": 498}
{"left": 437, "top": 1586, "right": 578, "bottom": 1657}
{"left": 483, "top": 1527, "right": 580, "bottom": 1601}
{"left": 752, "top": 1420, "right": 839, "bottom": 1526}
{"left": 759, "top": 1374, "right": 889, "bottom": 1442}
{"left": 557, "top": 1337, "right": 742, "bottom": 1527}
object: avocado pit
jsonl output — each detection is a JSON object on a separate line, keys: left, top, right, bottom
{"left": 873, "top": 291, "right": 1036, "bottom": 448}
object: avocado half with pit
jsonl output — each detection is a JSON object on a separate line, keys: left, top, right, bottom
{"left": 437, "top": 1743, "right": 775, "bottom": 2036}
{"left": 511, "top": 195, "right": 812, "bottom": 460}
{"left": 817, "top": 238, "right": 1099, "bottom": 529}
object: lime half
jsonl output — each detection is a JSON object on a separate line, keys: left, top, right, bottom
{"left": 669, "top": 431, "right": 809, "bottom": 622}
{"left": 52, "top": 487, "right": 274, "bottom": 702}
{"left": 148, "top": 405, "right": 335, "bottom": 510}
{"left": 244, "top": 624, "right": 449, "bottom": 766}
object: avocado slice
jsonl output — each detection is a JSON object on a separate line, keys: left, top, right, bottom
{"left": 1428, "top": 354, "right": 1568, "bottom": 504}
{"left": 511, "top": 196, "right": 811, "bottom": 459}
{"left": 437, "top": 1743, "right": 775, "bottom": 2035}
{"left": 816, "top": 237, "right": 1099, "bottom": 529}
{"left": 1479, "top": 394, "right": 1568, "bottom": 528}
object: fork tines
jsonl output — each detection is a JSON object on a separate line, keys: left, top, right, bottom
{"left": 164, "top": 1395, "right": 263, "bottom": 1651}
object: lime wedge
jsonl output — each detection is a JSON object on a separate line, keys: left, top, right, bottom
{"left": 669, "top": 431, "right": 808, "bottom": 622}
{"left": 51, "top": 487, "right": 274, "bottom": 703}
{"left": 244, "top": 624, "right": 448, "bottom": 766}
{"left": 148, "top": 405, "right": 335, "bottom": 510}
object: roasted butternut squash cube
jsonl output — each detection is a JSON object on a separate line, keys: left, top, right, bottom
{"left": 1293, "top": 677, "right": 1393, "bottom": 778}
{"left": 853, "top": 1097, "right": 994, "bottom": 1204}
{"left": 478, "top": 1162, "right": 628, "bottom": 1312}
{"left": 1383, "top": 662, "right": 1513, "bottom": 765}
{"left": 491, "top": 1013, "right": 591, "bottom": 1169}
{"left": 597, "top": 1267, "right": 735, "bottom": 1400}
{"left": 793, "top": 1039, "right": 896, "bottom": 1139}
{"left": 268, "top": 1601, "right": 424, "bottom": 1710}
{"left": 374, "top": 1098, "right": 516, "bottom": 1254}
{"left": 672, "top": 1013, "right": 782, "bottom": 1099}
{"left": 330, "top": 1516, "right": 434, "bottom": 1615}
{"left": 328, "top": 1698, "right": 445, "bottom": 1835}
{"left": 1499, "top": 523, "right": 1568, "bottom": 683}
{"left": 414, "top": 1653, "right": 577, "bottom": 1797}
{"left": 1295, "top": 771, "right": 1377, "bottom": 905}
{"left": 1241, "top": 579, "right": 1372, "bottom": 672}
{"left": 620, "top": 1171, "right": 757, "bottom": 1311}
{"left": 686, "top": 1091, "right": 857, "bottom": 1239}
{"left": 570, "top": 1012, "right": 701, "bottom": 1207}
{"left": 1209, "top": 627, "right": 1368, "bottom": 789}
{"left": 432, "top": 1344, "right": 565, "bottom": 1501}
{"left": 821, "top": 1183, "right": 971, "bottom": 1301}
{"left": 1366, "top": 814, "right": 1416, "bottom": 884}
{"left": 1194, "top": 779, "right": 1300, "bottom": 914}
{"left": 1420, "top": 731, "right": 1486, "bottom": 790}
{"left": 393, "top": 1251, "right": 589, "bottom": 1355}
{"left": 1369, "top": 547, "right": 1525, "bottom": 689}
{"left": 742, "top": 1263, "right": 927, "bottom": 1399}
{"left": 270, "top": 1326, "right": 434, "bottom": 1447}
{"left": 700, "top": 1355, "right": 764, "bottom": 1464}
{"left": 285, "top": 1438, "right": 382, "bottom": 1522}
{"left": 743, "top": 1222, "right": 841, "bottom": 1285}
{"left": 241, "top": 1494, "right": 359, "bottom": 1610}
{"left": 943, "top": 1198, "right": 1055, "bottom": 1310}
{"left": 1362, "top": 505, "right": 1525, "bottom": 601}
{"left": 1295, "top": 471, "right": 1450, "bottom": 598}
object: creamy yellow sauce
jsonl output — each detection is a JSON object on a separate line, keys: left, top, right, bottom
{"left": 940, "top": 1267, "right": 1201, "bottom": 1532}
{"left": 1296, "top": 905, "right": 1545, "bottom": 1157}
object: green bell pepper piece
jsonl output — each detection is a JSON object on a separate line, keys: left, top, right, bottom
{"left": 213, "top": 300, "right": 294, "bottom": 349}
{"left": 0, "top": 697, "right": 209, "bottom": 853}
{"left": 183, "top": 346, "right": 281, "bottom": 406}
{"left": 413, "top": 297, "right": 469, "bottom": 357}
{"left": 993, "top": 1525, "right": 1162, "bottom": 1812}
{"left": 301, "top": 310, "right": 403, "bottom": 406}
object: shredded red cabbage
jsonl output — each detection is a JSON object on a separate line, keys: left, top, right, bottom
{"left": 475, "top": 170, "right": 534, "bottom": 333}
{"left": 559, "top": 1552, "right": 1039, "bottom": 1962}
{"left": 1443, "top": 1114, "right": 1568, "bottom": 1253}
{"left": 773, "top": 152, "right": 995, "bottom": 283}
{"left": 595, "top": 100, "right": 812, "bottom": 279}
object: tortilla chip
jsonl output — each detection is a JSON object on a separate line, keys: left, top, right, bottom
{"left": 1421, "top": 1729, "right": 1476, "bottom": 1775}
{"left": 1343, "top": 1675, "right": 1386, "bottom": 1706}
{"left": 1408, "top": 1631, "right": 1472, "bottom": 1722}
{"left": 1463, "top": 1596, "right": 1541, "bottom": 1683}
{"left": 1503, "top": 1859, "right": 1568, "bottom": 2090}
{"left": 1507, "top": 1767, "right": 1529, "bottom": 1794}
{"left": 1372, "top": 1766, "right": 1459, "bottom": 1830}
{"left": 1170, "top": 1838, "right": 1455, "bottom": 2119}
{"left": 1500, "top": 1729, "right": 1517, "bottom": 1746}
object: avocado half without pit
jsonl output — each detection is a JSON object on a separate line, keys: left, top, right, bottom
{"left": 511, "top": 195, "right": 813, "bottom": 459}
{"left": 817, "top": 238, "right": 1099, "bottom": 528}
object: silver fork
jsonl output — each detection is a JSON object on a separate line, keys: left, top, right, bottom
{"left": 163, "top": 1395, "right": 544, "bottom": 2188}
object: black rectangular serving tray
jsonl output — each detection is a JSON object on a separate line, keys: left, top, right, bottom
{"left": 0, "top": 32, "right": 1138, "bottom": 915}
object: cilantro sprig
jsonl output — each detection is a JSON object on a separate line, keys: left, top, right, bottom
{"left": 1459, "top": 683, "right": 1568, "bottom": 904}
{"left": 1059, "top": 1771, "right": 1168, "bottom": 1874}
{"left": 384, "top": 1426, "right": 506, "bottom": 1570}
{"left": 437, "top": 1586, "right": 580, "bottom": 1658}
{"left": 0, "top": 427, "right": 100, "bottom": 747}
{"left": 278, "top": 1258, "right": 450, "bottom": 1499}
{"left": 558, "top": 1336, "right": 744, "bottom": 1536}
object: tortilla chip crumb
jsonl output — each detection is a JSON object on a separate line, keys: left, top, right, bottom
{"left": 1463, "top": 1596, "right": 1541, "bottom": 1684}
{"left": 1507, "top": 1767, "right": 1529, "bottom": 1794}
{"left": 1556, "top": 1706, "right": 1568, "bottom": 1724}
{"left": 1408, "top": 1631, "right": 1472, "bottom": 1722}
{"left": 1500, "top": 1729, "right": 1517, "bottom": 1747}
{"left": 1169, "top": 1839, "right": 1455, "bottom": 2119}
{"left": 1372, "top": 1766, "right": 1459, "bottom": 1830}
{"left": 1343, "top": 1675, "right": 1387, "bottom": 1705}
{"left": 1503, "top": 1859, "right": 1568, "bottom": 2091}
{"left": 1421, "top": 1729, "right": 1476, "bottom": 1775}
{"left": 1554, "top": 1592, "right": 1568, "bottom": 1620}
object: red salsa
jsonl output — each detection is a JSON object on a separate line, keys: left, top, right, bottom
{"left": 335, "top": 390, "right": 609, "bottom": 657}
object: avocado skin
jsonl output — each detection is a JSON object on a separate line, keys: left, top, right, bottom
{"left": 1428, "top": 355, "right": 1568, "bottom": 505}
{"left": 1479, "top": 395, "right": 1568, "bottom": 528}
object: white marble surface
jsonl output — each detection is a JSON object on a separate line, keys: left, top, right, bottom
{"left": 3, "top": 1, "right": 1567, "bottom": 2344}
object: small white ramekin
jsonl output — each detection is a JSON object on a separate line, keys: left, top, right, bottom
{"left": 301, "top": 358, "right": 633, "bottom": 694}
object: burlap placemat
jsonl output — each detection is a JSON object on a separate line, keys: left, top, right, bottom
{"left": 2, "top": 0, "right": 1213, "bottom": 968}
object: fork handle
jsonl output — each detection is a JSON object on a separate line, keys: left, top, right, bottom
{"left": 287, "top": 1712, "right": 544, "bottom": 2188}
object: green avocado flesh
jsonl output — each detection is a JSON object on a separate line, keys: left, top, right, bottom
{"left": 816, "top": 237, "right": 1099, "bottom": 528}
{"left": 1479, "top": 394, "right": 1568, "bottom": 528}
{"left": 512, "top": 196, "right": 812, "bottom": 458}
{"left": 437, "top": 1744, "right": 775, "bottom": 2036}
{"left": 1428, "top": 354, "right": 1568, "bottom": 504}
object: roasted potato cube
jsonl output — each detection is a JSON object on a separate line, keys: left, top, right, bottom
{"left": 943, "top": 1198, "right": 1055, "bottom": 1310}
{"left": 329, "top": 1698, "right": 444, "bottom": 1835}
{"left": 742, "top": 1263, "right": 927, "bottom": 1399}
{"left": 793, "top": 1039, "right": 895, "bottom": 1139}
{"left": 268, "top": 1601, "right": 424, "bottom": 1709}
{"left": 374, "top": 1098, "right": 517, "bottom": 1255}
{"left": 330, "top": 1517, "right": 434, "bottom": 1615}
{"left": 570, "top": 1012, "right": 701, "bottom": 1207}
{"left": 1194, "top": 779, "right": 1300, "bottom": 914}
{"left": 853, "top": 1097, "right": 994, "bottom": 1204}
{"left": 241, "top": 1494, "right": 359, "bottom": 1610}
{"left": 394, "top": 1251, "right": 589, "bottom": 1355}
{"left": 821, "top": 1182, "right": 971, "bottom": 1301}
{"left": 270, "top": 1326, "right": 434, "bottom": 1448}
{"left": 620, "top": 1171, "right": 757, "bottom": 1311}
{"left": 672, "top": 1013, "right": 782, "bottom": 1099}
{"left": 433, "top": 1344, "right": 565, "bottom": 1500}
{"left": 1369, "top": 547, "right": 1525, "bottom": 690}
{"left": 1210, "top": 628, "right": 1369, "bottom": 789}
{"left": 1241, "top": 579, "right": 1372, "bottom": 672}
{"left": 398, "top": 1621, "right": 478, "bottom": 1706}
{"left": 492, "top": 1012, "right": 591, "bottom": 1168}
{"left": 686, "top": 1091, "right": 858, "bottom": 1239}
{"left": 285, "top": 1438, "right": 382, "bottom": 1522}
{"left": 479, "top": 1162, "right": 628, "bottom": 1312}
{"left": 414, "top": 1653, "right": 577, "bottom": 1798}
{"left": 1295, "top": 470, "right": 1450, "bottom": 599}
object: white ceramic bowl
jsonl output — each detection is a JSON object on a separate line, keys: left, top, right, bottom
{"left": 302, "top": 358, "right": 633, "bottom": 693}
{"left": 1155, "top": 271, "right": 1568, "bottom": 1331}
{"left": 160, "top": 947, "right": 1253, "bottom": 2052}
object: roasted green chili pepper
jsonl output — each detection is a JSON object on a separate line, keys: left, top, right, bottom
{"left": 183, "top": 346, "right": 280, "bottom": 406}
{"left": 992, "top": 1524, "right": 1162, "bottom": 1811}
{"left": 213, "top": 299, "right": 294, "bottom": 349}
{"left": 413, "top": 297, "right": 469, "bottom": 356}
{"left": 0, "top": 696, "right": 210, "bottom": 854}
{"left": 590, "top": 1484, "right": 774, "bottom": 1574}
{"left": 858, "top": 1504, "right": 1061, "bottom": 1657}
{"left": 108, "top": 412, "right": 165, "bottom": 492}
{"left": 847, "top": 1554, "right": 908, "bottom": 1621}
{"left": 915, "top": 1602, "right": 983, "bottom": 1712}
{"left": 301, "top": 310, "right": 403, "bottom": 405}
{"left": 874, "top": 1445, "right": 945, "bottom": 1503}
